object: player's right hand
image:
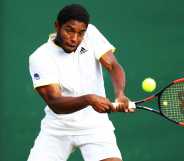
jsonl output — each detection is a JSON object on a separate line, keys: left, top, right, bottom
{"left": 86, "top": 94, "right": 113, "bottom": 113}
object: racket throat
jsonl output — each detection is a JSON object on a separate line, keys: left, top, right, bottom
{"left": 137, "top": 106, "right": 160, "bottom": 114}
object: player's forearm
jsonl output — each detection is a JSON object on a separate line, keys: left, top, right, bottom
{"left": 109, "top": 63, "right": 126, "bottom": 97}
{"left": 47, "top": 95, "right": 91, "bottom": 114}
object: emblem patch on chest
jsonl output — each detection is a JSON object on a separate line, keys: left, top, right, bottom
{"left": 33, "top": 73, "right": 40, "bottom": 80}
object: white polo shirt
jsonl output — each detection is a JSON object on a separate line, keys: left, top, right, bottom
{"left": 29, "top": 24, "right": 116, "bottom": 135}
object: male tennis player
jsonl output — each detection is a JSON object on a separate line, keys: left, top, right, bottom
{"left": 28, "top": 4, "right": 133, "bottom": 161}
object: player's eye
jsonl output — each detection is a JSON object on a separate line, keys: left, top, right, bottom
{"left": 79, "top": 31, "right": 85, "bottom": 36}
{"left": 64, "top": 27, "right": 74, "bottom": 33}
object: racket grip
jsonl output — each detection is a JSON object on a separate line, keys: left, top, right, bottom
{"left": 112, "top": 101, "right": 136, "bottom": 109}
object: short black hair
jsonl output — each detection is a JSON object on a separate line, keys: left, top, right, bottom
{"left": 57, "top": 4, "right": 90, "bottom": 25}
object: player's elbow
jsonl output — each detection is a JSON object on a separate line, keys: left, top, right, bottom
{"left": 105, "top": 62, "right": 113, "bottom": 72}
{"left": 106, "top": 62, "right": 120, "bottom": 73}
{"left": 43, "top": 97, "right": 63, "bottom": 114}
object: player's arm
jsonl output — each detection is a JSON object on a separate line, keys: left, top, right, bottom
{"left": 99, "top": 50, "right": 133, "bottom": 112}
{"left": 35, "top": 84, "right": 113, "bottom": 114}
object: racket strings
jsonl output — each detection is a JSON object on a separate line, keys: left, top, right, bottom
{"left": 159, "top": 82, "right": 184, "bottom": 123}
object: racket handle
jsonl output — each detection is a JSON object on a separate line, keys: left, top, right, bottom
{"left": 112, "top": 101, "right": 136, "bottom": 109}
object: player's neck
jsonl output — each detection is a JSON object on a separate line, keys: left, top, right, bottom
{"left": 54, "top": 35, "right": 63, "bottom": 48}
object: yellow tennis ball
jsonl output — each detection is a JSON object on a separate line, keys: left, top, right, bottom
{"left": 142, "top": 78, "right": 156, "bottom": 92}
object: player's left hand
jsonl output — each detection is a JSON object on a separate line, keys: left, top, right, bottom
{"left": 113, "top": 95, "right": 135, "bottom": 112}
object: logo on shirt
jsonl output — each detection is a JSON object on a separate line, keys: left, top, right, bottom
{"left": 80, "top": 47, "right": 88, "bottom": 54}
{"left": 34, "top": 73, "right": 40, "bottom": 80}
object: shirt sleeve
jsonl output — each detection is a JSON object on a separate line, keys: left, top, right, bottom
{"left": 87, "top": 24, "right": 116, "bottom": 60}
{"left": 29, "top": 53, "right": 60, "bottom": 88}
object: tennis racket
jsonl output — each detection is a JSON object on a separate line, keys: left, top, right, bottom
{"left": 113, "top": 78, "right": 184, "bottom": 127}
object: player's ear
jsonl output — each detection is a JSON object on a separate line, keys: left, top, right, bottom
{"left": 54, "top": 21, "right": 61, "bottom": 31}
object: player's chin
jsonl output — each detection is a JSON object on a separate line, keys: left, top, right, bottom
{"left": 63, "top": 46, "right": 77, "bottom": 53}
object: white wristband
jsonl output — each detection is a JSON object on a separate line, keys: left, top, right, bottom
{"left": 112, "top": 101, "right": 136, "bottom": 109}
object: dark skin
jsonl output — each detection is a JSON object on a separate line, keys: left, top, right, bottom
{"left": 36, "top": 19, "right": 133, "bottom": 161}
{"left": 54, "top": 19, "right": 87, "bottom": 53}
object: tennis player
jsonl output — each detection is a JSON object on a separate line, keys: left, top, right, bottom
{"left": 27, "top": 4, "right": 133, "bottom": 161}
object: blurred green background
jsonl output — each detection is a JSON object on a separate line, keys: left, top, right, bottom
{"left": 1, "top": 0, "right": 184, "bottom": 161}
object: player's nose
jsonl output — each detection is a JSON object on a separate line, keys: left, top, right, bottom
{"left": 70, "top": 33, "right": 78, "bottom": 43}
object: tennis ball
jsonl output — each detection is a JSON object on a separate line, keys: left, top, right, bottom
{"left": 142, "top": 78, "right": 156, "bottom": 92}
{"left": 163, "top": 101, "right": 168, "bottom": 106}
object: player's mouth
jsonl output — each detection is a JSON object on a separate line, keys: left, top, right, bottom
{"left": 67, "top": 43, "right": 78, "bottom": 49}
{"left": 68, "top": 44, "right": 77, "bottom": 49}
{"left": 64, "top": 43, "right": 78, "bottom": 53}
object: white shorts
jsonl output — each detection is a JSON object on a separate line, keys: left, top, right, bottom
{"left": 27, "top": 130, "right": 122, "bottom": 161}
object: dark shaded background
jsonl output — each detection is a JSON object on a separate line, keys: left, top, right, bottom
{"left": 1, "top": 0, "right": 184, "bottom": 161}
